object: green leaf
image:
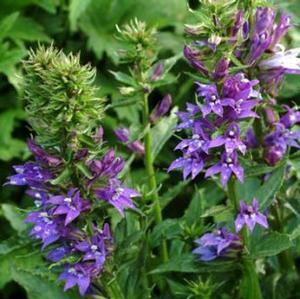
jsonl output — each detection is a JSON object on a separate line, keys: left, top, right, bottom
{"left": 69, "top": 0, "right": 92, "bottom": 31}
{"left": 183, "top": 188, "right": 203, "bottom": 226}
{"left": 75, "top": 161, "right": 93, "bottom": 179}
{"left": 8, "top": 16, "right": 50, "bottom": 42}
{"left": 151, "top": 106, "right": 178, "bottom": 160}
{"left": 250, "top": 232, "right": 293, "bottom": 258}
{"left": 110, "top": 71, "right": 138, "bottom": 87}
{"left": 254, "top": 163, "right": 286, "bottom": 210}
{"left": 244, "top": 164, "right": 275, "bottom": 177}
{"left": 50, "top": 167, "right": 72, "bottom": 185}
{"left": 1, "top": 204, "right": 25, "bottom": 233}
{"left": 150, "top": 219, "right": 181, "bottom": 247}
{"left": 0, "top": 12, "right": 19, "bottom": 41}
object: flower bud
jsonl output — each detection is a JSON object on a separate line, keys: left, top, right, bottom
{"left": 150, "top": 94, "right": 172, "bottom": 123}
{"left": 264, "top": 145, "right": 285, "bottom": 166}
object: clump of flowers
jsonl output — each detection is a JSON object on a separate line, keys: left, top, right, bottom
{"left": 5, "top": 46, "right": 140, "bottom": 296}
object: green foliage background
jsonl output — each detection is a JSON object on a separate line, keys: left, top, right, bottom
{"left": 0, "top": 0, "right": 300, "bottom": 298}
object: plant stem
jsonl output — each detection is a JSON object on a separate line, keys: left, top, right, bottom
{"left": 271, "top": 205, "right": 295, "bottom": 273}
{"left": 143, "top": 92, "right": 168, "bottom": 263}
{"left": 227, "top": 178, "right": 263, "bottom": 299}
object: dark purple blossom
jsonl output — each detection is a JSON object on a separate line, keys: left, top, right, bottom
{"left": 88, "top": 149, "right": 124, "bottom": 180}
{"left": 58, "top": 263, "right": 95, "bottom": 296}
{"left": 5, "top": 163, "right": 53, "bottom": 187}
{"left": 48, "top": 189, "right": 90, "bottom": 226}
{"left": 248, "top": 7, "right": 276, "bottom": 64}
{"left": 94, "top": 179, "right": 139, "bottom": 216}
{"left": 150, "top": 63, "right": 164, "bottom": 81}
{"left": 235, "top": 198, "right": 268, "bottom": 232}
{"left": 150, "top": 94, "right": 172, "bottom": 123}
{"left": 209, "top": 123, "right": 246, "bottom": 154}
{"left": 213, "top": 58, "right": 230, "bottom": 81}
{"left": 168, "top": 152, "right": 205, "bottom": 180}
{"left": 264, "top": 145, "right": 285, "bottom": 166}
{"left": 193, "top": 227, "right": 241, "bottom": 261}
{"left": 205, "top": 151, "right": 244, "bottom": 186}
{"left": 25, "top": 211, "right": 63, "bottom": 249}
{"left": 114, "top": 128, "right": 145, "bottom": 155}
{"left": 183, "top": 46, "right": 209, "bottom": 76}
{"left": 244, "top": 128, "right": 258, "bottom": 149}
{"left": 47, "top": 245, "right": 73, "bottom": 262}
{"left": 196, "top": 83, "right": 232, "bottom": 117}
{"left": 280, "top": 105, "right": 300, "bottom": 128}
{"left": 75, "top": 224, "right": 112, "bottom": 270}
{"left": 27, "top": 139, "right": 61, "bottom": 167}
{"left": 175, "top": 122, "right": 210, "bottom": 154}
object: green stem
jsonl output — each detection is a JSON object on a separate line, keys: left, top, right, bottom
{"left": 228, "top": 178, "right": 263, "bottom": 299}
{"left": 103, "top": 278, "right": 125, "bottom": 299}
{"left": 143, "top": 93, "right": 168, "bottom": 263}
{"left": 271, "top": 205, "right": 295, "bottom": 273}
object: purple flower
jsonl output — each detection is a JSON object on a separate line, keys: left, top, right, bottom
{"left": 264, "top": 123, "right": 300, "bottom": 152}
{"left": 196, "top": 83, "right": 232, "bottom": 117}
{"left": 5, "top": 163, "right": 53, "bottom": 187}
{"left": 264, "top": 145, "right": 285, "bottom": 166}
{"left": 244, "top": 128, "right": 258, "bottom": 149}
{"left": 150, "top": 94, "right": 172, "bottom": 123}
{"left": 48, "top": 189, "right": 90, "bottom": 226}
{"left": 25, "top": 211, "right": 63, "bottom": 249}
{"left": 176, "top": 103, "right": 201, "bottom": 130}
{"left": 114, "top": 128, "right": 145, "bottom": 155}
{"left": 26, "top": 188, "right": 49, "bottom": 207}
{"left": 209, "top": 123, "right": 246, "bottom": 154}
{"left": 193, "top": 227, "right": 241, "bottom": 261}
{"left": 88, "top": 149, "right": 124, "bottom": 180}
{"left": 150, "top": 63, "right": 164, "bottom": 81}
{"left": 94, "top": 179, "right": 139, "bottom": 216}
{"left": 205, "top": 151, "right": 244, "bottom": 186}
{"left": 235, "top": 198, "right": 268, "bottom": 232}
{"left": 183, "top": 46, "right": 209, "bottom": 76}
{"left": 47, "top": 245, "right": 72, "bottom": 262}
{"left": 248, "top": 7, "right": 276, "bottom": 64}
{"left": 213, "top": 58, "right": 230, "bottom": 81}
{"left": 58, "top": 263, "right": 94, "bottom": 296}
{"left": 175, "top": 122, "right": 210, "bottom": 154}
{"left": 168, "top": 151, "right": 206, "bottom": 180}
{"left": 231, "top": 10, "right": 244, "bottom": 41}
{"left": 270, "top": 14, "right": 291, "bottom": 49}
{"left": 280, "top": 105, "right": 300, "bottom": 128}
{"left": 27, "top": 139, "right": 61, "bottom": 167}
{"left": 75, "top": 224, "right": 112, "bottom": 270}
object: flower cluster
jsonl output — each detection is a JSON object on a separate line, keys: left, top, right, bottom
{"left": 6, "top": 136, "right": 139, "bottom": 295}
{"left": 169, "top": 72, "right": 259, "bottom": 186}
{"left": 180, "top": 5, "right": 299, "bottom": 263}
{"left": 194, "top": 198, "right": 268, "bottom": 261}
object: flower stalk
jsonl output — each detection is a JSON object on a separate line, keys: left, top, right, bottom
{"left": 143, "top": 92, "right": 168, "bottom": 263}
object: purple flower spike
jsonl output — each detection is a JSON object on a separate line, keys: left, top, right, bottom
{"left": 183, "top": 46, "right": 209, "bottom": 76}
{"left": 205, "top": 151, "right": 244, "bottom": 186}
{"left": 150, "top": 94, "right": 172, "bottom": 123}
{"left": 94, "top": 179, "right": 139, "bottom": 216}
{"left": 235, "top": 198, "right": 268, "bottom": 233}
{"left": 193, "top": 227, "right": 241, "bottom": 261}
{"left": 49, "top": 189, "right": 90, "bottom": 226}
{"left": 209, "top": 123, "right": 246, "bottom": 154}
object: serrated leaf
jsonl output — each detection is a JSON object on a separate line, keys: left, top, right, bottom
{"left": 254, "top": 163, "right": 286, "bottom": 210}
{"left": 151, "top": 106, "right": 178, "bottom": 160}
{"left": 250, "top": 232, "right": 293, "bottom": 258}
{"left": 69, "top": 0, "right": 92, "bottom": 31}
